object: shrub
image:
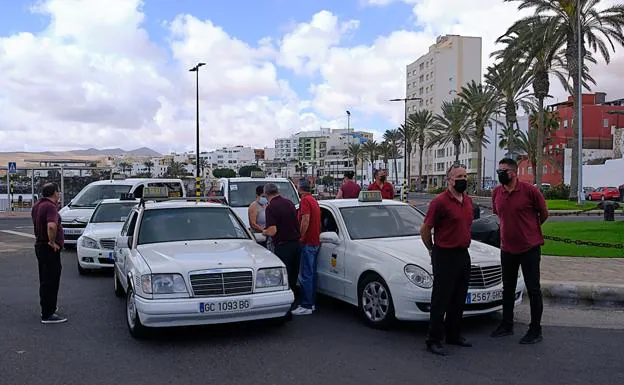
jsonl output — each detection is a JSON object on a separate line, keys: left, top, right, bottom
{"left": 543, "top": 184, "right": 570, "bottom": 200}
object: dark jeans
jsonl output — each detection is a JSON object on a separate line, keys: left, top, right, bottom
{"left": 501, "top": 246, "right": 543, "bottom": 331}
{"left": 426, "top": 246, "right": 471, "bottom": 344}
{"left": 35, "top": 244, "right": 62, "bottom": 319}
{"left": 273, "top": 241, "right": 301, "bottom": 292}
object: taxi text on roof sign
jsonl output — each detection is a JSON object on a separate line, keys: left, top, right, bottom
{"left": 143, "top": 186, "right": 170, "bottom": 199}
{"left": 250, "top": 171, "right": 266, "bottom": 178}
{"left": 358, "top": 190, "right": 382, "bottom": 202}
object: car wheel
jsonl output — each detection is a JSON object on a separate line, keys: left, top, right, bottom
{"left": 114, "top": 268, "right": 125, "bottom": 298}
{"left": 587, "top": 195, "right": 592, "bottom": 201}
{"left": 358, "top": 273, "right": 396, "bottom": 329}
{"left": 126, "top": 287, "right": 149, "bottom": 339}
{"left": 77, "top": 260, "right": 88, "bottom": 275}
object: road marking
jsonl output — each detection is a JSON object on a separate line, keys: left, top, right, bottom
{"left": 0, "top": 230, "right": 35, "bottom": 239}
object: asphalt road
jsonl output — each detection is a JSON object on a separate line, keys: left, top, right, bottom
{"left": 1, "top": 220, "right": 623, "bottom": 385}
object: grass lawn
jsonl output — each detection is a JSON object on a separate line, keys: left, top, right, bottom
{"left": 546, "top": 200, "right": 601, "bottom": 211}
{"left": 542, "top": 221, "right": 624, "bottom": 258}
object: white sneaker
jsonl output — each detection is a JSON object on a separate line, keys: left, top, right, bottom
{"left": 291, "top": 306, "right": 313, "bottom": 316}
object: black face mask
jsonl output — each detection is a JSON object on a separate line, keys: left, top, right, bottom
{"left": 497, "top": 170, "right": 512, "bottom": 185}
{"left": 454, "top": 179, "right": 467, "bottom": 193}
{"left": 380, "top": 176, "right": 386, "bottom": 183}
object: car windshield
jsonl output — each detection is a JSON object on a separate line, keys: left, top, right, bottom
{"left": 137, "top": 207, "right": 250, "bottom": 245}
{"left": 90, "top": 202, "right": 138, "bottom": 223}
{"left": 228, "top": 181, "right": 300, "bottom": 207}
{"left": 339, "top": 205, "right": 423, "bottom": 240}
{"left": 71, "top": 184, "right": 132, "bottom": 207}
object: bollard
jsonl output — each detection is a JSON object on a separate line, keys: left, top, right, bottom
{"left": 603, "top": 201, "right": 616, "bottom": 221}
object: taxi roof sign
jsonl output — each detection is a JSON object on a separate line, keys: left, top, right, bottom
{"left": 143, "top": 186, "right": 170, "bottom": 199}
{"left": 358, "top": 190, "right": 382, "bottom": 202}
{"left": 250, "top": 171, "right": 266, "bottom": 178}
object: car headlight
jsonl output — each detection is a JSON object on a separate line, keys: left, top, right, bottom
{"left": 141, "top": 274, "right": 188, "bottom": 294}
{"left": 256, "top": 267, "right": 286, "bottom": 288}
{"left": 79, "top": 236, "right": 99, "bottom": 249}
{"left": 404, "top": 264, "right": 433, "bottom": 289}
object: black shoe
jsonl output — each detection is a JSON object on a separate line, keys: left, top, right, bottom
{"left": 41, "top": 313, "right": 67, "bottom": 324}
{"left": 446, "top": 337, "right": 472, "bottom": 347}
{"left": 491, "top": 324, "right": 513, "bottom": 338}
{"left": 426, "top": 342, "right": 448, "bottom": 356}
{"left": 519, "top": 329, "right": 543, "bottom": 344}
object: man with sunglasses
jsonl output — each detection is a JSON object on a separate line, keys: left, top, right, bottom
{"left": 491, "top": 158, "right": 549, "bottom": 344}
{"left": 420, "top": 163, "right": 473, "bottom": 356}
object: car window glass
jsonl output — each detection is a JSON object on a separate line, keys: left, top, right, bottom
{"left": 227, "top": 181, "right": 299, "bottom": 207}
{"left": 120, "top": 211, "right": 135, "bottom": 236}
{"left": 127, "top": 212, "right": 139, "bottom": 236}
{"left": 147, "top": 182, "right": 183, "bottom": 197}
{"left": 71, "top": 184, "right": 132, "bottom": 207}
{"left": 340, "top": 205, "right": 422, "bottom": 240}
{"left": 91, "top": 202, "right": 138, "bottom": 223}
{"left": 321, "top": 208, "right": 339, "bottom": 235}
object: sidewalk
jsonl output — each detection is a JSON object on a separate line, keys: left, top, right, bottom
{"left": 540, "top": 255, "right": 624, "bottom": 305}
{"left": 0, "top": 211, "right": 31, "bottom": 219}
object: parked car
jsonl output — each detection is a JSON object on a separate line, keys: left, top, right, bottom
{"left": 586, "top": 187, "right": 620, "bottom": 201}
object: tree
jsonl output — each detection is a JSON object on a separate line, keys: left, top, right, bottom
{"left": 505, "top": 0, "right": 624, "bottom": 199}
{"left": 362, "top": 140, "right": 378, "bottom": 178}
{"left": 347, "top": 143, "right": 362, "bottom": 182}
{"left": 498, "top": 125, "right": 521, "bottom": 158}
{"left": 377, "top": 141, "right": 392, "bottom": 170}
{"left": 143, "top": 160, "right": 154, "bottom": 177}
{"left": 457, "top": 80, "right": 499, "bottom": 191}
{"left": 164, "top": 161, "right": 190, "bottom": 178}
{"left": 295, "top": 162, "right": 308, "bottom": 176}
{"left": 383, "top": 129, "right": 402, "bottom": 184}
{"left": 429, "top": 99, "right": 476, "bottom": 162}
{"left": 238, "top": 165, "right": 262, "bottom": 177}
{"left": 212, "top": 168, "right": 236, "bottom": 178}
{"left": 407, "top": 109, "right": 434, "bottom": 189}
{"left": 398, "top": 123, "right": 416, "bottom": 185}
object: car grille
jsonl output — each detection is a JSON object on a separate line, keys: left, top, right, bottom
{"left": 99, "top": 239, "right": 116, "bottom": 250}
{"left": 469, "top": 265, "right": 502, "bottom": 289}
{"left": 190, "top": 270, "right": 253, "bottom": 297}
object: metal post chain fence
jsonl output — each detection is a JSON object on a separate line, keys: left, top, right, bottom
{"left": 542, "top": 235, "right": 624, "bottom": 250}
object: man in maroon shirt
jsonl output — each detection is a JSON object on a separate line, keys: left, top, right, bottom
{"left": 262, "top": 182, "right": 301, "bottom": 295}
{"left": 420, "top": 164, "right": 473, "bottom": 355}
{"left": 491, "top": 158, "right": 548, "bottom": 344}
{"left": 292, "top": 179, "right": 321, "bottom": 316}
{"left": 368, "top": 169, "right": 394, "bottom": 199}
{"left": 31, "top": 182, "right": 67, "bottom": 324}
{"left": 336, "top": 171, "right": 361, "bottom": 199}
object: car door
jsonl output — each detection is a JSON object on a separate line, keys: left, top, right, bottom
{"left": 317, "top": 206, "right": 347, "bottom": 298}
{"left": 115, "top": 210, "right": 138, "bottom": 278}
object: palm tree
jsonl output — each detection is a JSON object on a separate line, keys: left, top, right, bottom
{"left": 498, "top": 125, "right": 522, "bottom": 157}
{"left": 383, "top": 129, "right": 402, "bottom": 184}
{"left": 407, "top": 110, "right": 434, "bottom": 190}
{"left": 295, "top": 162, "right": 308, "bottom": 176}
{"left": 347, "top": 143, "right": 362, "bottom": 182}
{"left": 429, "top": 99, "right": 476, "bottom": 162}
{"left": 504, "top": 0, "right": 624, "bottom": 199}
{"left": 398, "top": 123, "right": 416, "bottom": 186}
{"left": 377, "top": 141, "right": 392, "bottom": 170}
{"left": 362, "top": 140, "right": 378, "bottom": 179}
{"left": 143, "top": 160, "right": 154, "bottom": 177}
{"left": 457, "top": 80, "right": 500, "bottom": 191}
{"left": 494, "top": 18, "right": 597, "bottom": 188}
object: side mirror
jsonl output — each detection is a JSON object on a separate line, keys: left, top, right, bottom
{"left": 320, "top": 231, "right": 340, "bottom": 245}
{"left": 251, "top": 231, "right": 266, "bottom": 243}
{"left": 116, "top": 235, "right": 132, "bottom": 249}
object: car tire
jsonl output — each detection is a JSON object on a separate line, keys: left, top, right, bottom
{"left": 358, "top": 273, "right": 396, "bottom": 330}
{"left": 77, "top": 260, "right": 88, "bottom": 275}
{"left": 126, "top": 287, "right": 149, "bottom": 339}
{"left": 114, "top": 268, "right": 125, "bottom": 298}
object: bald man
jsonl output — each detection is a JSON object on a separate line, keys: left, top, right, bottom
{"left": 420, "top": 163, "right": 473, "bottom": 355}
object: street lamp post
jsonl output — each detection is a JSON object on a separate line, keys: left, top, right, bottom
{"left": 389, "top": 97, "right": 423, "bottom": 186}
{"left": 189, "top": 62, "right": 206, "bottom": 201}
{"left": 577, "top": 0, "right": 584, "bottom": 204}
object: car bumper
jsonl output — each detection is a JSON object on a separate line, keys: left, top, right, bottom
{"left": 62, "top": 227, "right": 85, "bottom": 244}
{"left": 77, "top": 245, "right": 115, "bottom": 269}
{"left": 391, "top": 281, "right": 525, "bottom": 321}
{"left": 134, "top": 290, "right": 295, "bottom": 328}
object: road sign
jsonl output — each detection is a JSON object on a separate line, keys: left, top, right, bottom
{"left": 8, "top": 162, "right": 16, "bottom": 174}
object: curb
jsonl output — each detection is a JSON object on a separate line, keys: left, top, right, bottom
{"left": 541, "top": 280, "right": 624, "bottom": 305}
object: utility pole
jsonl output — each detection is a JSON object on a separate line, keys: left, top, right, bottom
{"left": 189, "top": 62, "right": 206, "bottom": 202}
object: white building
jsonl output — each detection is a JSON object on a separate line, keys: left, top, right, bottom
{"left": 264, "top": 147, "right": 276, "bottom": 161}
{"left": 405, "top": 34, "right": 483, "bottom": 187}
{"left": 275, "top": 137, "right": 299, "bottom": 160}
{"left": 202, "top": 145, "right": 255, "bottom": 170}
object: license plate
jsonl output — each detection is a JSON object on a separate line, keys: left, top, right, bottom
{"left": 199, "top": 299, "right": 251, "bottom": 313}
{"left": 63, "top": 229, "right": 83, "bottom": 235}
{"left": 108, "top": 251, "right": 114, "bottom": 260}
{"left": 466, "top": 289, "right": 503, "bottom": 304}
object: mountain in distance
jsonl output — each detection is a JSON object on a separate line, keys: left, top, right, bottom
{"left": 68, "top": 147, "right": 162, "bottom": 157}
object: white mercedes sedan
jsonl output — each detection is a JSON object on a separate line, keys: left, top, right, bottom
{"left": 316, "top": 191, "right": 524, "bottom": 329}
{"left": 112, "top": 193, "right": 294, "bottom": 338}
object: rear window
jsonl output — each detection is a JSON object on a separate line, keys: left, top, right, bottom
{"left": 228, "top": 181, "right": 299, "bottom": 207}
{"left": 71, "top": 184, "right": 132, "bottom": 207}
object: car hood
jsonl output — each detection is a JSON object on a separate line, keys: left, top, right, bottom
{"left": 59, "top": 206, "right": 94, "bottom": 224}
{"left": 82, "top": 222, "right": 124, "bottom": 240}
{"left": 357, "top": 237, "right": 500, "bottom": 270}
{"left": 136, "top": 240, "right": 283, "bottom": 274}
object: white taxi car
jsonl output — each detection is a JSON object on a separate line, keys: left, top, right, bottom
{"left": 112, "top": 188, "right": 294, "bottom": 338}
{"left": 76, "top": 196, "right": 139, "bottom": 274}
{"left": 316, "top": 190, "right": 524, "bottom": 329}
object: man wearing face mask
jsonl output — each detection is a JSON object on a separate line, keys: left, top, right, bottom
{"left": 491, "top": 158, "right": 548, "bottom": 345}
{"left": 367, "top": 169, "right": 394, "bottom": 199}
{"left": 420, "top": 164, "right": 473, "bottom": 355}
{"left": 248, "top": 185, "right": 270, "bottom": 248}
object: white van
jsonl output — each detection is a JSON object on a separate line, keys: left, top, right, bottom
{"left": 59, "top": 178, "right": 186, "bottom": 246}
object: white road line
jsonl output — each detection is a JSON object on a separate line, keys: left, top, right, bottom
{"left": 0, "top": 230, "right": 35, "bottom": 239}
